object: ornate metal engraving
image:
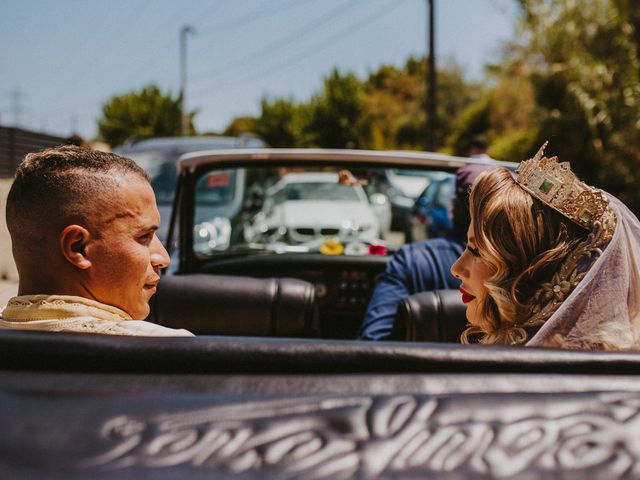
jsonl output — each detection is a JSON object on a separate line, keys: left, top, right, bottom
{"left": 79, "top": 392, "right": 640, "bottom": 478}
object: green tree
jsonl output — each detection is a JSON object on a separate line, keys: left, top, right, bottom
{"left": 224, "top": 57, "right": 477, "bottom": 152}
{"left": 223, "top": 116, "right": 257, "bottom": 137}
{"left": 446, "top": 75, "right": 539, "bottom": 161}
{"left": 359, "top": 61, "right": 424, "bottom": 150}
{"left": 360, "top": 57, "right": 479, "bottom": 152}
{"left": 445, "top": 97, "right": 491, "bottom": 156}
{"left": 98, "top": 85, "right": 195, "bottom": 147}
{"left": 253, "top": 97, "right": 310, "bottom": 147}
{"left": 306, "top": 69, "right": 364, "bottom": 148}
{"left": 500, "top": 0, "right": 640, "bottom": 210}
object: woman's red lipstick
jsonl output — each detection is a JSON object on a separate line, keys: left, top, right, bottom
{"left": 460, "top": 287, "right": 475, "bottom": 304}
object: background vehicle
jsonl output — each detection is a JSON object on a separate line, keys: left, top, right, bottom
{"left": 409, "top": 172, "right": 456, "bottom": 241}
{"left": 248, "top": 172, "right": 381, "bottom": 246}
{"left": 373, "top": 158, "right": 463, "bottom": 240}
{"left": 114, "top": 135, "right": 265, "bottom": 244}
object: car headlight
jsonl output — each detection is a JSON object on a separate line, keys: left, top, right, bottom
{"left": 193, "top": 217, "right": 231, "bottom": 255}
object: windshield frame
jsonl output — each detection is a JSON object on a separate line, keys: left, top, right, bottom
{"left": 171, "top": 149, "right": 517, "bottom": 273}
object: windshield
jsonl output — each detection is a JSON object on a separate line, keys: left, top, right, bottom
{"left": 125, "top": 151, "right": 177, "bottom": 205}
{"left": 196, "top": 170, "right": 238, "bottom": 206}
{"left": 279, "top": 181, "right": 361, "bottom": 202}
{"left": 192, "top": 164, "right": 453, "bottom": 258}
{"left": 390, "top": 168, "right": 444, "bottom": 178}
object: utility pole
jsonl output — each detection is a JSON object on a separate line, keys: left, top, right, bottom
{"left": 70, "top": 114, "right": 79, "bottom": 134}
{"left": 426, "top": 0, "right": 436, "bottom": 151}
{"left": 10, "top": 87, "right": 25, "bottom": 128}
{"left": 180, "top": 25, "right": 195, "bottom": 137}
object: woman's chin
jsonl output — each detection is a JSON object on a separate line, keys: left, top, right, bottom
{"left": 464, "top": 302, "right": 480, "bottom": 326}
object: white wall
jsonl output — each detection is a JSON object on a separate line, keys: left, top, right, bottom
{"left": 0, "top": 179, "right": 18, "bottom": 281}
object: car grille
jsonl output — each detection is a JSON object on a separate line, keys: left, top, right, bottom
{"left": 295, "top": 228, "right": 316, "bottom": 236}
{"left": 294, "top": 227, "right": 340, "bottom": 238}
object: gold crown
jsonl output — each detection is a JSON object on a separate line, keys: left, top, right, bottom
{"left": 516, "top": 142, "right": 611, "bottom": 231}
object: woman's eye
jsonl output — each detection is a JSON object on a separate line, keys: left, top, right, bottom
{"left": 467, "top": 245, "right": 481, "bottom": 257}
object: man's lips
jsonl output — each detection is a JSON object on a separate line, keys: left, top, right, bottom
{"left": 460, "top": 287, "right": 476, "bottom": 304}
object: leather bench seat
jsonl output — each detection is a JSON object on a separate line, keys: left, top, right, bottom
{"left": 3, "top": 329, "right": 640, "bottom": 374}
{"left": 148, "top": 274, "right": 318, "bottom": 337}
{"left": 392, "top": 289, "right": 467, "bottom": 342}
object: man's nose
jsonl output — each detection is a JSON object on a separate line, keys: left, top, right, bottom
{"left": 150, "top": 235, "right": 171, "bottom": 269}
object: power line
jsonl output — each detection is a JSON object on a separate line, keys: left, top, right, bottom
{"left": 140, "top": 0, "right": 320, "bottom": 84}
{"left": 190, "top": 0, "right": 402, "bottom": 100}
{"left": 195, "top": 0, "right": 312, "bottom": 40}
{"left": 38, "top": 0, "right": 305, "bottom": 127}
{"left": 190, "top": 0, "right": 360, "bottom": 84}
{"left": 92, "top": 0, "right": 154, "bottom": 62}
{"left": 39, "top": 0, "right": 159, "bottom": 119}
{"left": 191, "top": 1, "right": 225, "bottom": 23}
{"left": 41, "top": 0, "right": 170, "bottom": 116}
{"left": 74, "top": 4, "right": 127, "bottom": 65}
{"left": 121, "top": 1, "right": 229, "bottom": 86}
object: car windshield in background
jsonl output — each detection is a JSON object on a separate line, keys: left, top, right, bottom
{"left": 192, "top": 164, "right": 452, "bottom": 258}
{"left": 282, "top": 180, "right": 361, "bottom": 202}
{"left": 125, "top": 151, "right": 177, "bottom": 204}
{"left": 197, "top": 170, "right": 238, "bottom": 205}
{"left": 114, "top": 136, "right": 266, "bottom": 244}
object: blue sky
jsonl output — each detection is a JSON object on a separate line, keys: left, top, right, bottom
{"left": 1, "top": 0, "right": 517, "bottom": 140}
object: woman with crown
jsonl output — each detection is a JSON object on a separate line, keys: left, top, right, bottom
{"left": 450, "top": 143, "right": 640, "bottom": 350}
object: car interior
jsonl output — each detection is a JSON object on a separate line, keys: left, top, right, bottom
{"left": 157, "top": 153, "right": 474, "bottom": 340}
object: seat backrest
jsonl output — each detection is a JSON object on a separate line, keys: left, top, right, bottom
{"left": 148, "top": 274, "right": 318, "bottom": 337}
{"left": 392, "top": 289, "right": 467, "bottom": 342}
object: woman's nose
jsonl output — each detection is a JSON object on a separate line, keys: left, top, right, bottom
{"left": 450, "top": 254, "right": 465, "bottom": 279}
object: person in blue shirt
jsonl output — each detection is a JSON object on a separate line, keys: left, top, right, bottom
{"left": 357, "top": 163, "right": 495, "bottom": 340}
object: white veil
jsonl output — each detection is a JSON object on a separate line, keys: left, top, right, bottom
{"left": 527, "top": 194, "right": 640, "bottom": 350}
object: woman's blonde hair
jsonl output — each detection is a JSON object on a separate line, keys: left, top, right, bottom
{"left": 461, "top": 168, "right": 588, "bottom": 345}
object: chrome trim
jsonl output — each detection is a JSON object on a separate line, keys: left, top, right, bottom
{"left": 177, "top": 148, "right": 517, "bottom": 172}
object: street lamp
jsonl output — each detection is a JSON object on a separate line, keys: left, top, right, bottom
{"left": 180, "top": 25, "right": 195, "bottom": 137}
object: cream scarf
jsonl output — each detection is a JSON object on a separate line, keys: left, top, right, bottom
{"left": 0, "top": 295, "right": 193, "bottom": 337}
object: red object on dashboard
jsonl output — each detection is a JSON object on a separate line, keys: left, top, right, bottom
{"left": 368, "top": 244, "right": 388, "bottom": 256}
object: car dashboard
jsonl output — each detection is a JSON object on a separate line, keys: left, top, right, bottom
{"left": 193, "top": 253, "right": 389, "bottom": 338}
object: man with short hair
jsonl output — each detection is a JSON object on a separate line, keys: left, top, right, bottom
{"left": 1, "top": 145, "right": 192, "bottom": 336}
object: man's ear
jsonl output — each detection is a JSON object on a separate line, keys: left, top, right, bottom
{"left": 60, "top": 225, "right": 92, "bottom": 270}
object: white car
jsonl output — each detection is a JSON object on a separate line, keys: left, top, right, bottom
{"left": 251, "top": 172, "right": 381, "bottom": 244}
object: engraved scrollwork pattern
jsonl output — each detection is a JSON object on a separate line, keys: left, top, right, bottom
{"left": 83, "top": 392, "right": 640, "bottom": 478}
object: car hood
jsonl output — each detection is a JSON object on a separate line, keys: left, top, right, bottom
{"left": 275, "top": 201, "right": 377, "bottom": 228}
{"left": 388, "top": 174, "right": 430, "bottom": 199}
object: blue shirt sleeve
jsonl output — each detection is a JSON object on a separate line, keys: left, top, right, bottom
{"left": 357, "top": 238, "right": 464, "bottom": 340}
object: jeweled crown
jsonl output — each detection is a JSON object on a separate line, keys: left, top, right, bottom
{"left": 516, "top": 142, "right": 611, "bottom": 231}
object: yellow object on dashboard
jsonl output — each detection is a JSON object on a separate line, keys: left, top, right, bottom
{"left": 320, "top": 240, "right": 344, "bottom": 256}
